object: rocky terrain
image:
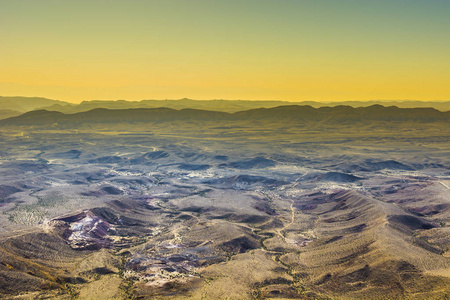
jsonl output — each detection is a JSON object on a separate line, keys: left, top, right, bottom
{"left": 0, "top": 105, "right": 449, "bottom": 299}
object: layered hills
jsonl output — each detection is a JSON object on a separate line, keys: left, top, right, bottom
{"left": 1, "top": 96, "right": 450, "bottom": 117}
{"left": 35, "top": 99, "right": 450, "bottom": 114}
{"left": 0, "top": 105, "right": 448, "bottom": 127}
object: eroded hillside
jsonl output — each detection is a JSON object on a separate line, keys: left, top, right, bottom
{"left": 0, "top": 115, "right": 449, "bottom": 299}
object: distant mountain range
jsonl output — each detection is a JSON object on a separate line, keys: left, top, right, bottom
{"left": 0, "top": 96, "right": 67, "bottom": 112}
{"left": 0, "top": 96, "right": 449, "bottom": 118}
{"left": 1, "top": 105, "right": 448, "bottom": 127}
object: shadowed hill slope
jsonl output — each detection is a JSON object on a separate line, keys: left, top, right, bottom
{"left": 290, "top": 190, "right": 450, "bottom": 299}
{"left": 1, "top": 105, "right": 448, "bottom": 127}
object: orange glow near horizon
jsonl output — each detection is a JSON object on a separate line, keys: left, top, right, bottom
{"left": 1, "top": 0, "right": 449, "bottom": 103}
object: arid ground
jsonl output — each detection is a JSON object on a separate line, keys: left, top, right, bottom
{"left": 0, "top": 106, "right": 449, "bottom": 299}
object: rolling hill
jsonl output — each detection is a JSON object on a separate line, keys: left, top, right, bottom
{"left": 0, "top": 105, "right": 448, "bottom": 127}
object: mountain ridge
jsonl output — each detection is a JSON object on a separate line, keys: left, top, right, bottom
{"left": 1, "top": 96, "right": 450, "bottom": 115}
{"left": 1, "top": 105, "right": 448, "bottom": 127}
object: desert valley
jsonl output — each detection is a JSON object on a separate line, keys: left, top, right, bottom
{"left": 0, "top": 99, "right": 449, "bottom": 299}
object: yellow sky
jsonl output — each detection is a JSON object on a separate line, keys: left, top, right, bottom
{"left": 0, "top": 0, "right": 449, "bottom": 103}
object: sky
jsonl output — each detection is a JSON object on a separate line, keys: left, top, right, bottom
{"left": 0, "top": 0, "right": 449, "bottom": 103}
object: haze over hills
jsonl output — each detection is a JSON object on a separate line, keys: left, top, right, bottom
{"left": 0, "top": 109, "right": 22, "bottom": 120}
{"left": 0, "top": 96, "right": 67, "bottom": 112}
{"left": 0, "top": 96, "right": 449, "bottom": 119}
{"left": 0, "top": 105, "right": 449, "bottom": 127}
{"left": 40, "top": 99, "right": 450, "bottom": 114}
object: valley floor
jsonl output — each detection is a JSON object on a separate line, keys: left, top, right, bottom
{"left": 0, "top": 121, "right": 449, "bottom": 299}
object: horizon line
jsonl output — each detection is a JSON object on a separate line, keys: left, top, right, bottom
{"left": 1, "top": 95, "right": 449, "bottom": 104}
